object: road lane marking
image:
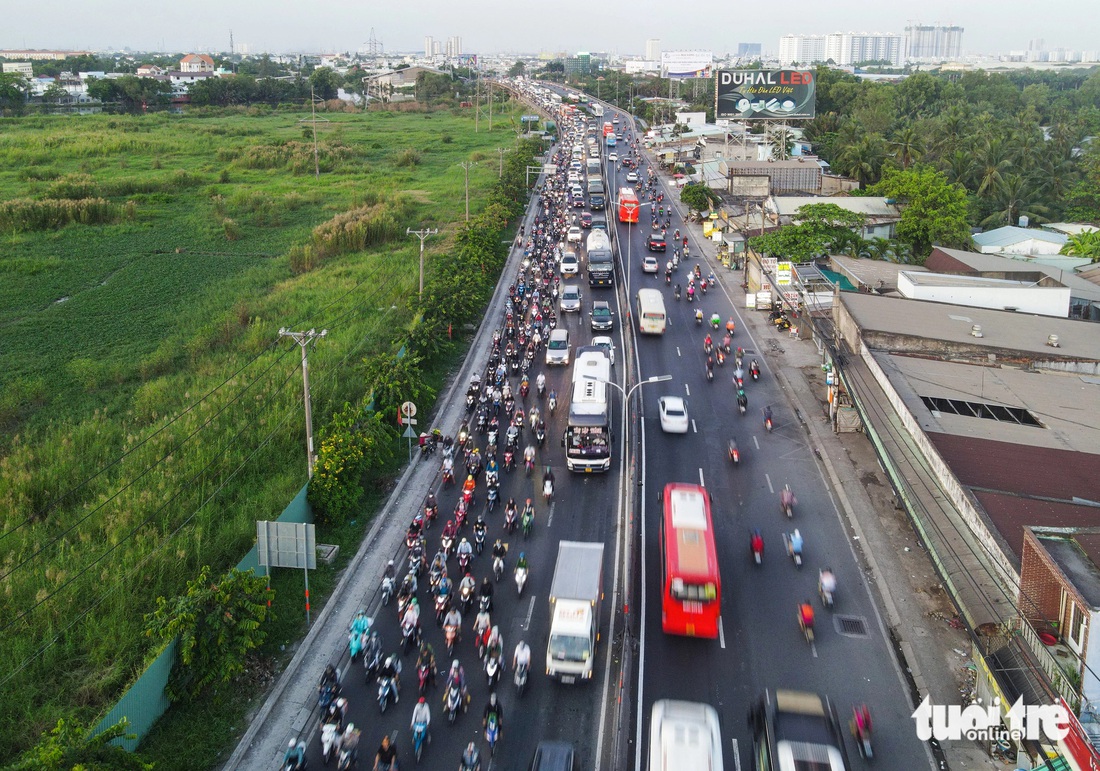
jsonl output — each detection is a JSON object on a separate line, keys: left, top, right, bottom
{"left": 547, "top": 501, "right": 555, "bottom": 528}
{"left": 718, "top": 616, "right": 726, "bottom": 649}
{"left": 676, "top": 346, "right": 681, "bottom": 357}
{"left": 522, "top": 596, "right": 536, "bottom": 631}
{"left": 691, "top": 419, "right": 698, "bottom": 433}
{"left": 765, "top": 473, "right": 774, "bottom": 494}
{"left": 699, "top": 468, "right": 705, "bottom": 487}
{"left": 731, "top": 739, "right": 742, "bottom": 771}
{"left": 753, "top": 435, "right": 760, "bottom": 450}
{"left": 684, "top": 383, "right": 690, "bottom": 397}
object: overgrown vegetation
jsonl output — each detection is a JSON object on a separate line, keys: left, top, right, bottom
{"left": 0, "top": 103, "right": 529, "bottom": 762}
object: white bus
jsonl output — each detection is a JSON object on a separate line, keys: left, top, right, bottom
{"left": 566, "top": 351, "right": 612, "bottom": 473}
{"left": 636, "top": 289, "right": 667, "bottom": 335}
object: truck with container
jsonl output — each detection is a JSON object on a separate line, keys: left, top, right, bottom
{"left": 585, "top": 229, "right": 614, "bottom": 287}
{"left": 547, "top": 541, "right": 605, "bottom": 683}
{"left": 587, "top": 176, "right": 606, "bottom": 211}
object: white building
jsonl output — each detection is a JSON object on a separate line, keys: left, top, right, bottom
{"left": 2, "top": 61, "right": 33, "bottom": 78}
{"left": 424, "top": 36, "right": 434, "bottom": 58}
{"left": 904, "top": 24, "right": 964, "bottom": 61}
{"left": 446, "top": 36, "right": 462, "bottom": 58}
{"left": 779, "top": 35, "right": 826, "bottom": 66}
{"left": 645, "top": 38, "right": 661, "bottom": 61}
{"left": 780, "top": 32, "right": 901, "bottom": 66}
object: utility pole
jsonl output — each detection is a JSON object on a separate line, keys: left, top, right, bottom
{"left": 497, "top": 147, "right": 506, "bottom": 178}
{"left": 459, "top": 161, "right": 474, "bottom": 221}
{"left": 279, "top": 328, "right": 328, "bottom": 478}
{"left": 406, "top": 227, "right": 438, "bottom": 299}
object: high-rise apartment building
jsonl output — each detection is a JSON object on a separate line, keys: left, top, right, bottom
{"left": 904, "top": 24, "right": 963, "bottom": 61}
{"left": 645, "top": 38, "right": 661, "bottom": 62}
{"left": 781, "top": 33, "right": 902, "bottom": 66}
{"left": 445, "top": 36, "right": 462, "bottom": 58}
{"left": 424, "top": 36, "right": 434, "bottom": 58}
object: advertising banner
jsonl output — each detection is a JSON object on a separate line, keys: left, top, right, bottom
{"left": 716, "top": 69, "right": 816, "bottom": 120}
{"left": 661, "top": 50, "right": 714, "bottom": 80}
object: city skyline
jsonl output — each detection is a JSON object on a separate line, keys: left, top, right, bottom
{"left": 3, "top": 0, "right": 1097, "bottom": 57}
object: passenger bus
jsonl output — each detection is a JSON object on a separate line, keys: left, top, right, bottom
{"left": 659, "top": 483, "right": 721, "bottom": 638}
{"left": 565, "top": 351, "right": 612, "bottom": 473}
{"left": 605, "top": 134, "right": 616, "bottom": 148}
{"left": 618, "top": 188, "right": 640, "bottom": 224}
{"left": 635, "top": 289, "right": 667, "bottom": 335}
{"left": 603, "top": 121, "right": 614, "bottom": 137}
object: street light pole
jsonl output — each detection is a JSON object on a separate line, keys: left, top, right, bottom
{"left": 583, "top": 374, "right": 672, "bottom": 451}
{"left": 406, "top": 227, "right": 438, "bottom": 300}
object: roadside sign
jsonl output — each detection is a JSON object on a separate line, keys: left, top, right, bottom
{"left": 400, "top": 401, "right": 417, "bottom": 418}
{"left": 521, "top": 115, "right": 540, "bottom": 122}
{"left": 544, "top": 164, "right": 558, "bottom": 174}
{"left": 402, "top": 425, "right": 419, "bottom": 439}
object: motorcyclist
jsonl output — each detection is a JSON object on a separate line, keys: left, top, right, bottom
{"left": 473, "top": 515, "right": 488, "bottom": 544}
{"left": 513, "top": 639, "right": 532, "bottom": 673}
{"left": 789, "top": 529, "right": 804, "bottom": 557}
{"left": 473, "top": 607, "right": 491, "bottom": 645}
{"left": 687, "top": 283, "right": 695, "bottom": 301}
{"left": 459, "top": 569, "right": 477, "bottom": 601}
{"left": 780, "top": 486, "right": 796, "bottom": 512}
{"left": 710, "top": 311, "right": 721, "bottom": 328}
{"left": 726, "top": 317, "right": 736, "bottom": 335}
{"left": 819, "top": 568, "right": 837, "bottom": 597}
{"left": 437, "top": 572, "right": 453, "bottom": 602}
{"left": 674, "top": 284, "right": 681, "bottom": 300}
{"left": 456, "top": 536, "right": 473, "bottom": 563}
{"left": 323, "top": 696, "right": 349, "bottom": 732}
{"left": 430, "top": 549, "right": 448, "bottom": 579}
{"left": 461, "top": 741, "right": 481, "bottom": 770}
{"left": 694, "top": 308, "right": 703, "bottom": 324}
{"left": 320, "top": 663, "right": 341, "bottom": 696}
{"left": 523, "top": 444, "right": 536, "bottom": 469}
{"left": 486, "top": 625, "right": 504, "bottom": 667}
{"left": 379, "top": 655, "right": 401, "bottom": 700}
{"left": 341, "top": 723, "right": 361, "bottom": 765}
{"left": 374, "top": 734, "right": 398, "bottom": 771}
{"left": 704, "top": 333, "right": 712, "bottom": 350}
{"left": 443, "top": 605, "right": 462, "bottom": 634}
{"left": 462, "top": 474, "right": 476, "bottom": 497}
{"left": 441, "top": 519, "right": 458, "bottom": 545}
{"left": 402, "top": 597, "right": 421, "bottom": 634}
{"left": 536, "top": 372, "right": 546, "bottom": 394}
{"left": 737, "top": 389, "right": 748, "bottom": 411}
{"left": 764, "top": 405, "right": 774, "bottom": 427}
{"left": 485, "top": 455, "right": 499, "bottom": 477}
{"left": 799, "top": 600, "right": 815, "bottom": 634}
{"left": 383, "top": 559, "right": 396, "bottom": 583}
{"left": 411, "top": 695, "right": 432, "bottom": 741}
{"left": 483, "top": 691, "right": 504, "bottom": 739}
{"left": 399, "top": 572, "right": 418, "bottom": 604}
{"left": 521, "top": 499, "right": 535, "bottom": 529}
{"left": 751, "top": 529, "right": 764, "bottom": 557}
{"left": 479, "top": 576, "right": 494, "bottom": 611}
{"left": 515, "top": 552, "right": 529, "bottom": 578}
{"left": 446, "top": 659, "right": 469, "bottom": 709}
{"left": 283, "top": 739, "right": 306, "bottom": 770}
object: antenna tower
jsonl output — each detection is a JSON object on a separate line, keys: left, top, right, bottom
{"left": 229, "top": 29, "right": 234, "bottom": 55}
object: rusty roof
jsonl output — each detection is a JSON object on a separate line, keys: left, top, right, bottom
{"left": 975, "top": 491, "right": 1100, "bottom": 562}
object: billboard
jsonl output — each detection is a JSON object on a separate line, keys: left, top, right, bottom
{"left": 661, "top": 50, "right": 714, "bottom": 80}
{"left": 715, "top": 69, "right": 816, "bottom": 120}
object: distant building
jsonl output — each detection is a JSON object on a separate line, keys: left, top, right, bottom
{"left": 564, "top": 52, "right": 595, "bottom": 75}
{"left": 135, "top": 64, "right": 165, "bottom": 77}
{"left": 971, "top": 226, "right": 1067, "bottom": 256}
{"left": 2, "top": 62, "right": 33, "bottom": 78}
{"left": 424, "top": 36, "right": 434, "bottom": 58}
{"left": 179, "top": 54, "right": 215, "bottom": 73}
{"left": 904, "top": 24, "right": 963, "bottom": 61}
{"left": 645, "top": 39, "right": 661, "bottom": 62}
{"left": 779, "top": 32, "right": 902, "bottom": 67}
{"left": 737, "top": 43, "right": 762, "bottom": 58}
{"left": 446, "top": 36, "right": 462, "bottom": 58}
{"left": 0, "top": 49, "right": 91, "bottom": 61}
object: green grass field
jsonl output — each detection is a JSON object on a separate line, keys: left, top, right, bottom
{"left": 0, "top": 102, "right": 526, "bottom": 759}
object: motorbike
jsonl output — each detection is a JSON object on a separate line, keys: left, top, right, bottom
{"left": 402, "top": 620, "right": 419, "bottom": 654}
{"left": 548, "top": 394, "right": 557, "bottom": 413}
{"left": 284, "top": 741, "right": 307, "bottom": 771}
{"left": 441, "top": 533, "right": 455, "bottom": 558}
{"left": 479, "top": 593, "right": 491, "bottom": 614}
{"left": 728, "top": 440, "right": 740, "bottom": 465}
{"left": 852, "top": 707, "right": 874, "bottom": 759}
{"left": 457, "top": 550, "right": 472, "bottom": 574}
{"left": 485, "top": 713, "right": 501, "bottom": 756}
{"left": 445, "top": 620, "right": 460, "bottom": 656}
{"left": 503, "top": 449, "right": 515, "bottom": 471}
{"left": 485, "top": 468, "right": 498, "bottom": 488}
{"left": 522, "top": 508, "right": 534, "bottom": 539}
{"left": 784, "top": 530, "right": 804, "bottom": 567}
{"left": 493, "top": 555, "right": 505, "bottom": 582}
{"left": 781, "top": 487, "right": 795, "bottom": 518}
{"left": 535, "top": 422, "right": 546, "bottom": 446}
{"left": 543, "top": 477, "right": 554, "bottom": 502}
{"left": 750, "top": 360, "right": 760, "bottom": 380}
{"left": 765, "top": 413, "right": 773, "bottom": 433}
{"left": 486, "top": 485, "right": 499, "bottom": 512}
{"left": 459, "top": 583, "right": 474, "bottom": 616}
{"left": 514, "top": 661, "right": 528, "bottom": 697}
{"left": 485, "top": 652, "right": 502, "bottom": 689}
{"left": 474, "top": 528, "right": 486, "bottom": 555}
{"left": 737, "top": 396, "right": 747, "bottom": 416}
{"left": 318, "top": 682, "right": 339, "bottom": 710}
{"left": 320, "top": 721, "right": 341, "bottom": 765}
{"left": 515, "top": 566, "right": 528, "bottom": 596}
{"left": 442, "top": 465, "right": 454, "bottom": 486}
{"left": 363, "top": 642, "right": 382, "bottom": 683}
{"left": 465, "top": 393, "right": 475, "bottom": 411}
{"left": 704, "top": 339, "right": 713, "bottom": 356}
{"left": 706, "top": 367, "right": 714, "bottom": 383}
{"left": 819, "top": 571, "right": 836, "bottom": 610}
{"left": 504, "top": 506, "right": 517, "bottom": 534}
{"left": 446, "top": 682, "right": 463, "bottom": 724}
{"left": 751, "top": 530, "right": 764, "bottom": 565}
{"left": 487, "top": 428, "right": 498, "bottom": 448}
{"left": 378, "top": 673, "right": 397, "bottom": 713}
{"left": 434, "top": 592, "right": 449, "bottom": 625}
{"left": 413, "top": 719, "right": 429, "bottom": 762}
{"left": 524, "top": 455, "right": 535, "bottom": 475}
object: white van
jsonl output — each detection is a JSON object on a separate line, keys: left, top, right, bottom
{"left": 636, "top": 288, "right": 667, "bottom": 335}
{"left": 649, "top": 700, "right": 723, "bottom": 771}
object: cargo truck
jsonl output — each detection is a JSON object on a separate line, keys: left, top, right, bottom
{"left": 585, "top": 229, "right": 614, "bottom": 287}
{"left": 547, "top": 541, "right": 605, "bottom": 683}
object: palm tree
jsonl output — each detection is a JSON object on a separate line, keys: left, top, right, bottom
{"left": 979, "top": 173, "right": 1052, "bottom": 228}
{"left": 867, "top": 237, "right": 894, "bottom": 261}
{"left": 890, "top": 126, "right": 925, "bottom": 169}
{"left": 941, "top": 149, "right": 975, "bottom": 188}
{"left": 837, "top": 134, "right": 888, "bottom": 186}
{"left": 975, "top": 136, "right": 1012, "bottom": 199}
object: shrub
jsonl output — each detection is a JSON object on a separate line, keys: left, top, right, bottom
{"left": 0, "top": 198, "right": 123, "bottom": 232}
{"left": 44, "top": 173, "right": 101, "bottom": 200}
{"left": 394, "top": 148, "right": 421, "bottom": 167}
{"left": 440, "top": 133, "right": 454, "bottom": 144}
{"left": 222, "top": 218, "right": 241, "bottom": 241}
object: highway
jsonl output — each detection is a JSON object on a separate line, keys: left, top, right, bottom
{"left": 289, "top": 88, "right": 934, "bottom": 771}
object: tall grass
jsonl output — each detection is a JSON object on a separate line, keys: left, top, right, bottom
{"left": 0, "top": 197, "right": 131, "bottom": 231}
{"left": 0, "top": 102, "right": 525, "bottom": 758}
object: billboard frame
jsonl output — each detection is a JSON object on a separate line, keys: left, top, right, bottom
{"left": 715, "top": 69, "right": 817, "bottom": 121}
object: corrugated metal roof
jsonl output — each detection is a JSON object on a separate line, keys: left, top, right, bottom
{"left": 972, "top": 226, "right": 1067, "bottom": 248}
{"left": 975, "top": 490, "right": 1100, "bottom": 561}
{"left": 771, "top": 196, "right": 901, "bottom": 218}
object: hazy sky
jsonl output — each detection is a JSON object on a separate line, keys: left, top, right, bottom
{"left": 3, "top": 0, "right": 1098, "bottom": 57}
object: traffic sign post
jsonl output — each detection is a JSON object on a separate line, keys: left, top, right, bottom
{"left": 400, "top": 402, "right": 418, "bottom": 461}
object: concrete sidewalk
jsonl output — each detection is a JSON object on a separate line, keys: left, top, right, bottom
{"left": 649, "top": 161, "right": 996, "bottom": 769}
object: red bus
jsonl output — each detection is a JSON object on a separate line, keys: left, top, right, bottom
{"left": 603, "top": 121, "right": 614, "bottom": 137}
{"left": 618, "top": 188, "right": 639, "bottom": 224}
{"left": 659, "top": 483, "right": 721, "bottom": 638}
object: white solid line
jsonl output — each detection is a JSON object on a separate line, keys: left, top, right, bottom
{"left": 812, "top": 641, "right": 818, "bottom": 658}
{"left": 691, "top": 419, "right": 698, "bottom": 433}
{"left": 765, "top": 473, "right": 774, "bottom": 494}
{"left": 718, "top": 616, "right": 726, "bottom": 649}
{"left": 731, "top": 739, "right": 742, "bottom": 771}
{"left": 753, "top": 435, "right": 760, "bottom": 450}
{"left": 699, "top": 468, "right": 705, "bottom": 488}
{"left": 522, "top": 596, "right": 536, "bottom": 631}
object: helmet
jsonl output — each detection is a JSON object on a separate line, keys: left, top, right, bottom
{"left": 490, "top": 692, "right": 498, "bottom": 706}
{"left": 345, "top": 722, "right": 355, "bottom": 734}
{"left": 419, "top": 696, "right": 426, "bottom": 704}
{"left": 519, "top": 552, "right": 525, "bottom": 560}
{"left": 452, "top": 659, "right": 460, "bottom": 670}
{"left": 460, "top": 537, "right": 468, "bottom": 544}
{"left": 411, "top": 597, "right": 419, "bottom": 606}
{"left": 467, "top": 474, "right": 474, "bottom": 482}
{"left": 447, "top": 520, "right": 454, "bottom": 528}
{"left": 289, "top": 739, "right": 297, "bottom": 749}
{"left": 387, "top": 559, "right": 394, "bottom": 566}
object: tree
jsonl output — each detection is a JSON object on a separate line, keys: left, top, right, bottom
{"left": 748, "top": 203, "right": 867, "bottom": 263}
{"left": 890, "top": 126, "right": 925, "bottom": 170}
{"left": 0, "top": 72, "right": 30, "bottom": 111}
{"left": 507, "top": 61, "right": 526, "bottom": 78}
{"left": 144, "top": 565, "right": 275, "bottom": 701}
{"left": 309, "top": 67, "right": 341, "bottom": 100}
{"left": 9, "top": 717, "right": 152, "bottom": 771}
{"left": 872, "top": 166, "right": 971, "bottom": 260}
{"left": 42, "top": 83, "right": 68, "bottom": 104}
{"left": 835, "top": 133, "right": 888, "bottom": 186}
{"left": 309, "top": 404, "right": 393, "bottom": 525}
{"left": 679, "top": 183, "right": 719, "bottom": 214}
{"left": 979, "top": 173, "right": 1052, "bottom": 228}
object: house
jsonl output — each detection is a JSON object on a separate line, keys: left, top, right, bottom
{"left": 766, "top": 195, "right": 902, "bottom": 239}
{"left": 2, "top": 62, "right": 33, "bottom": 78}
{"left": 1043, "top": 223, "right": 1099, "bottom": 238}
{"left": 971, "top": 225, "right": 1067, "bottom": 256}
{"left": 179, "top": 54, "right": 215, "bottom": 73}
{"left": 136, "top": 64, "right": 165, "bottom": 77}
{"left": 362, "top": 66, "right": 444, "bottom": 100}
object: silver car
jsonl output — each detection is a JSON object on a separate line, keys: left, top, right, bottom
{"left": 560, "top": 284, "right": 582, "bottom": 313}
{"left": 545, "top": 329, "right": 571, "bottom": 366}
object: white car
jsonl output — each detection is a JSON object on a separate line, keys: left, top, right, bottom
{"left": 560, "top": 252, "right": 580, "bottom": 275}
{"left": 642, "top": 256, "right": 659, "bottom": 274}
{"left": 626, "top": 171, "right": 639, "bottom": 183}
{"left": 591, "top": 336, "right": 616, "bottom": 365}
{"left": 608, "top": 152, "right": 618, "bottom": 162}
{"left": 568, "top": 171, "right": 582, "bottom": 184}
{"left": 567, "top": 226, "right": 583, "bottom": 243}
{"left": 649, "top": 700, "right": 723, "bottom": 771}
{"left": 658, "top": 396, "right": 690, "bottom": 434}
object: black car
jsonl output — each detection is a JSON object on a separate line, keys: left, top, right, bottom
{"left": 590, "top": 300, "right": 615, "bottom": 332}
{"left": 647, "top": 233, "right": 666, "bottom": 252}
{"left": 530, "top": 741, "right": 576, "bottom": 771}
{"left": 580, "top": 212, "right": 593, "bottom": 228}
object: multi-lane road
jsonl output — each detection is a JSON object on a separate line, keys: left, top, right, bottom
{"left": 290, "top": 92, "right": 933, "bottom": 771}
